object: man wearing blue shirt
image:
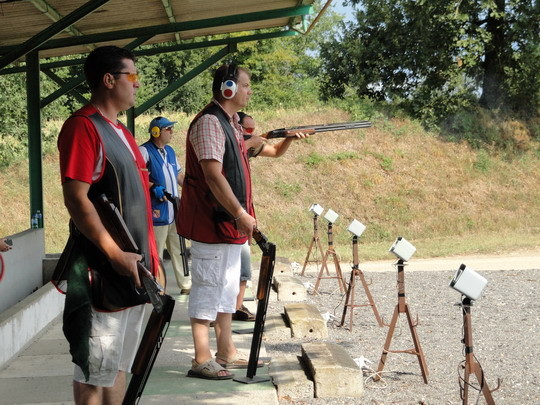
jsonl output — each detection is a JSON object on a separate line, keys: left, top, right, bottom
{"left": 139, "top": 116, "right": 191, "bottom": 293}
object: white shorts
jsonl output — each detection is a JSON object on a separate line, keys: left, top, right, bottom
{"left": 73, "top": 304, "right": 145, "bottom": 387}
{"left": 188, "top": 241, "right": 241, "bottom": 320}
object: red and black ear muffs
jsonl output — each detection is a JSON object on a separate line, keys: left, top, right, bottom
{"left": 220, "top": 64, "right": 238, "bottom": 99}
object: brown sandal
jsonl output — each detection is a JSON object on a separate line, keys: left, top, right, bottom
{"left": 215, "top": 351, "right": 263, "bottom": 369}
{"left": 187, "top": 358, "right": 234, "bottom": 380}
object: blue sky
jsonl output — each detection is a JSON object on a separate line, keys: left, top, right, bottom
{"left": 331, "top": 1, "right": 355, "bottom": 23}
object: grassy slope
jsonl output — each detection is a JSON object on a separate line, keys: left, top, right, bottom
{"left": 2, "top": 105, "right": 539, "bottom": 262}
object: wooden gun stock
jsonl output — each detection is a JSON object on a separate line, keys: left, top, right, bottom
{"left": 253, "top": 230, "right": 274, "bottom": 301}
{"left": 235, "top": 228, "right": 276, "bottom": 382}
{"left": 122, "top": 294, "right": 175, "bottom": 405}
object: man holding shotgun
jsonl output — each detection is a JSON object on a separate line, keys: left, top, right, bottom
{"left": 177, "top": 64, "right": 310, "bottom": 380}
{"left": 57, "top": 46, "right": 159, "bottom": 404}
{"left": 177, "top": 64, "right": 257, "bottom": 380}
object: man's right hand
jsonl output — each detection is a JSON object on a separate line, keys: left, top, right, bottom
{"left": 108, "top": 250, "right": 143, "bottom": 288}
{"left": 235, "top": 210, "right": 257, "bottom": 242}
{"left": 152, "top": 185, "right": 166, "bottom": 201}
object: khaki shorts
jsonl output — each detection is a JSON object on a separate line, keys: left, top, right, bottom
{"left": 188, "top": 241, "right": 241, "bottom": 320}
{"left": 73, "top": 304, "right": 145, "bottom": 387}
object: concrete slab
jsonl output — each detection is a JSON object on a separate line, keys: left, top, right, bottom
{"left": 263, "top": 312, "right": 291, "bottom": 341}
{"left": 268, "top": 355, "right": 313, "bottom": 399}
{"left": 302, "top": 342, "right": 363, "bottom": 398}
{"left": 284, "top": 303, "right": 328, "bottom": 339}
{"left": 273, "top": 274, "right": 306, "bottom": 302}
{"left": 274, "top": 259, "right": 293, "bottom": 276}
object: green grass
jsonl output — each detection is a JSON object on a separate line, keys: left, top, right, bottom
{"left": 1, "top": 105, "right": 540, "bottom": 263}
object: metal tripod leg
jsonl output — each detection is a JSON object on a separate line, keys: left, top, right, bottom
{"left": 341, "top": 269, "right": 383, "bottom": 330}
{"left": 313, "top": 248, "right": 346, "bottom": 294}
{"left": 300, "top": 234, "right": 325, "bottom": 276}
{"left": 374, "top": 303, "right": 428, "bottom": 383}
{"left": 374, "top": 304, "right": 399, "bottom": 381}
{"left": 374, "top": 259, "right": 428, "bottom": 383}
{"left": 460, "top": 298, "right": 499, "bottom": 404}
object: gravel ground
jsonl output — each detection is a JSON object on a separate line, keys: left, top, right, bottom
{"left": 260, "top": 263, "right": 540, "bottom": 405}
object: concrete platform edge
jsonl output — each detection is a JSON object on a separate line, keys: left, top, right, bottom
{"left": 0, "top": 282, "right": 64, "bottom": 368}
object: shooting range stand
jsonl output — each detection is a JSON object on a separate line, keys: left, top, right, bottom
{"left": 458, "top": 297, "right": 500, "bottom": 405}
{"left": 340, "top": 235, "right": 383, "bottom": 330}
{"left": 312, "top": 221, "right": 346, "bottom": 294}
{"left": 374, "top": 259, "right": 429, "bottom": 383}
{"left": 300, "top": 213, "right": 325, "bottom": 276}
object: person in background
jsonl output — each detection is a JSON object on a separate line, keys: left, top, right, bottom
{"left": 139, "top": 116, "right": 192, "bottom": 294}
{"left": 57, "top": 45, "right": 159, "bottom": 405}
{"left": 232, "top": 112, "right": 308, "bottom": 322}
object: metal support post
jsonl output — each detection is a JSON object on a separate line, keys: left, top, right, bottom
{"left": 340, "top": 235, "right": 383, "bottom": 330}
{"left": 374, "top": 259, "right": 429, "bottom": 383}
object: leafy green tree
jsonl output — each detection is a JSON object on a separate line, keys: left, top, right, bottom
{"left": 320, "top": 0, "right": 540, "bottom": 122}
{"left": 137, "top": 46, "right": 215, "bottom": 114}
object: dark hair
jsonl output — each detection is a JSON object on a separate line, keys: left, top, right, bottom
{"left": 212, "top": 64, "right": 251, "bottom": 99}
{"left": 84, "top": 46, "right": 136, "bottom": 91}
{"left": 237, "top": 111, "right": 252, "bottom": 126}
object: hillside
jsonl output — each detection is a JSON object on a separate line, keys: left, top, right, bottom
{"left": 2, "top": 105, "right": 540, "bottom": 262}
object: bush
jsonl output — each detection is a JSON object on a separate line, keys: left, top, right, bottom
{"left": 440, "top": 106, "right": 535, "bottom": 152}
{"left": 326, "top": 88, "right": 382, "bottom": 121}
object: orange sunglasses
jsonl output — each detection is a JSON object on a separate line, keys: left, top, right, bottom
{"left": 112, "top": 71, "right": 140, "bottom": 83}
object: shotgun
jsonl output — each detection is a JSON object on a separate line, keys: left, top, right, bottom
{"left": 93, "top": 194, "right": 165, "bottom": 313}
{"left": 123, "top": 294, "right": 175, "bottom": 405}
{"left": 93, "top": 195, "right": 176, "bottom": 403}
{"left": 234, "top": 228, "right": 276, "bottom": 383}
{"left": 260, "top": 120, "right": 372, "bottom": 139}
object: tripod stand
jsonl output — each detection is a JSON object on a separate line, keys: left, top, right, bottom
{"left": 374, "top": 259, "right": 428, "bottom": 383}
{"left": 300, "top": 213, "right": 325, "bottom": 276}
{"left": 313, "top": 221, "right": 347, "bottom": 294}
{"left": 340, "top": 235, "right": 383, "bottom": 330}
{"left": 459, "top": 296, "right": 500, "bottom": 405}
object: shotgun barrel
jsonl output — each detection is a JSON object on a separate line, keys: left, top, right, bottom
{"left": 263, "top": 120, "right": 372, "bottom": 139}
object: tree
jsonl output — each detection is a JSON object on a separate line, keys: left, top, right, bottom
{"left": 320, "top": 0, "right": 540, "bottom": 122}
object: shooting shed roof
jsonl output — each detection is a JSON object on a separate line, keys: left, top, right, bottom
{"left": 0, "top": 0, "right": 318, "bottom": 69}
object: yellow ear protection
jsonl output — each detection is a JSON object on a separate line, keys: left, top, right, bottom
{"left": 220, "top": 64, "right": 238, "bottom": 99}
{"left": 150, "top": 126, "right": 161, "bottom": 137}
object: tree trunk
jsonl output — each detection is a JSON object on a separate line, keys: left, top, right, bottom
{"left": 479, "top": 0, "right": 506, "bottom": 110}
